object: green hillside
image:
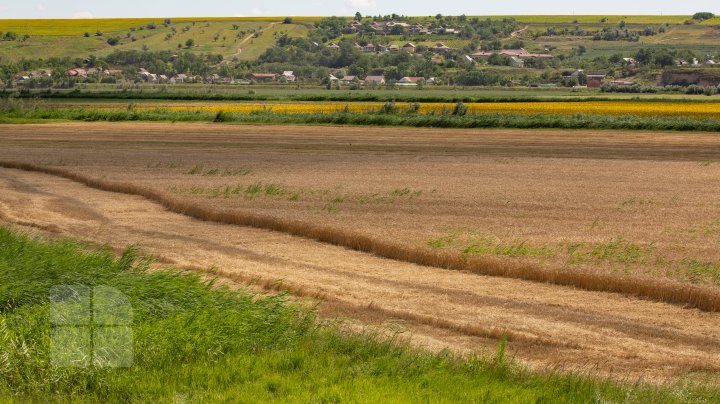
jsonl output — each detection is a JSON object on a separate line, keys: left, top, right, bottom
{"left": 0, "top": 18, "right": 311, "bottom": 61}
{"left": 1, "top": 15, "right": 718, "bottom": 63}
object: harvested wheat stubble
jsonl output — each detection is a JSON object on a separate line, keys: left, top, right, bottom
{"left": 1, "top": 167, "right": 720, "bottom": 381}
{"left": 2, "top": 159, "right": 720, "bottom": 312}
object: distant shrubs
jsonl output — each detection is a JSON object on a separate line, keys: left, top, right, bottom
{"left": 106, "top": 36, "right": 121, "bottom": 46}
{"left": 693, "top": 12, "right": 715, "bottom": 21}
{"left": 1, "top": 31, "right": 18, "bottom": 41}
{"left": 452, "top": 101, "right": 468, "bottom": 116}
{"left": 601, "top": 83, "right": 720, "bottom": 95}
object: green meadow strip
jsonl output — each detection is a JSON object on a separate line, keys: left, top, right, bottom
{"left": 0, "top": 227, "right": 718, "bottom": 401}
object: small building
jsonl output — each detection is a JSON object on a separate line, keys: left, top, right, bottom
{"left": 471, "top": 48, "right": 553, "bottom": 60}
{"left": 623, "top": 57, "right": 637, "bottom": 66}
{"left": 170, "top": 73, "right": 188, "bottom": 84}
{"left": 282, "top": 71, "right": 296, "bottom": 82}
{"left": 431, "top": 43, "right": 453, "bottom": 54}
{"left": 249, "top": 73, "right": 277, "bottom": 82}
{"left": 586, "top": 71, "right": 607, "bottom": 88}
{"left": 339, "top": 75, "right": 359, "bottom": 84}
{"left": 326, "top": 42, "right": 340, "bottom": 50}
{"left": 388, "top": 44, "right": 400, "bottom": 52}
{"left": 364, "top": 75, "right": 385, "bottom": 85}
{"left": 361, "top": 43, "right": 376, "bottom": 53}
{"left": 67, "top": 68, "right": 88, "bottom": 78}
{"left": 399, "top": 76, "right": 424, "bottom": 85}
{"left": 402, "top": 42, "right": 416, "bottom": 53}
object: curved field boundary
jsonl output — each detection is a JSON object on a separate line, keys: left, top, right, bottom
{"left": 2, "top": 160, "right": 720, "bottom": 312}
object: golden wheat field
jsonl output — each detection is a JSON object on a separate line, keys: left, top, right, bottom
{"left": 2, "top": 122, "right": 720, "bottom": 380}
{"left": 2, "top": 122, "right": 720, "bottom": 289}
{"left": 121, "top": 100, "right": 720, "bottom": 119}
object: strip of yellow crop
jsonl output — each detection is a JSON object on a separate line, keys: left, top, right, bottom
{"left": 131, "top": 101, "right": 720, "bottom": 119}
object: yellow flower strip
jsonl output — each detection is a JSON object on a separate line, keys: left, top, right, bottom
{"left": 129, "top": 101, "right": 720, "bottom": 119}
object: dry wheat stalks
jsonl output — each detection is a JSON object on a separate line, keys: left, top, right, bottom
{"left": 2, "top": 160, "right": 720, "bottom": 312}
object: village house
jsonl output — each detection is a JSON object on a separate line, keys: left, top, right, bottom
{"left": 364, "top": 75, "right": 386, "bottom": 85}
{"left": 370, "top": 22, "right": 386, "bottom": 34}
{"left": 471, "top": 49, "right": 553, "bottom": 60}
{"left": 282, "top": 71, "right": 296, "bottom": 82}
{"left": 408, "top": 24, "right": 425, "bottom": 34}
{"left": 249, "top": 73, "right": 277, "bottom": 82}
{"left": 399, "top": 76, "right": 425, "bottom": 85}
{"left": 431, "top": 43, "right": 454, "bottom": 54}
{"left": 339, "top": 75, "right": 360, "bottom": 84}
{"left": 170, "top": 74, "right": 188, "bottom": 84}
{"left": 67, "top": 68, "right": 88, "bottom": 78}
{"left": 388, "top": 44, "right": 400, "bottom": 52}
{"left": 360, "top": 43, "right": 377, "bottom": 53}
{"left": 623, "top": 57, "right": 637, "bottom": 66}
{"left": 402, "top": 43, "right": 416, "bottom": 53}
{"left": 326, "top": 42, "right": 340, "bottom": 50}
{"left": 586, "top": 71, "right": 607, "bottom": 88}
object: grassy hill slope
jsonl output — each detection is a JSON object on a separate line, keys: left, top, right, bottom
{"left": 0, "top": 18, "right": 311, "bottom": 61}
{"left": 0, "top": 15, "right": 718, "bottom": 63}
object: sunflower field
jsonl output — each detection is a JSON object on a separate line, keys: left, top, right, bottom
{"left": 129, "top": 101, "right": 720, "bottom": 119}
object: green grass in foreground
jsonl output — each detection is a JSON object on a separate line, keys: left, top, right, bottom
{"left": 0, "top": 227, "right": 715, "bottom": 402}
{"left": 3, "top": 105, "right": 720, "bottom": 132}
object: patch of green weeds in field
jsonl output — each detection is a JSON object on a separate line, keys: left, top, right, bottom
{"left": 428, "top": 233, "right": 458, "bottom": 249}
{"left": 687, "top": 260, "right": 720, "bottom": 284}
{"left": 390, "top": 188, "right": 422, "bottom": 198}
{"left": 463, "top": 238, "right": 555, "bottom": 258}
{"left": 184, "top": 165, "right": 252, "bottom": 177}
{"left": 567, "top": 238, "right": 656, "bottom": 266}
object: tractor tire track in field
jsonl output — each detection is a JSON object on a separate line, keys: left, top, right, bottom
{"left": 0, "top": 167, "right": 719, "bottom": 381}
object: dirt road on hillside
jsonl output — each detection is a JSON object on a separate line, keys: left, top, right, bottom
{"left": 1, "top": 166, "right": 719, "bottom": 381}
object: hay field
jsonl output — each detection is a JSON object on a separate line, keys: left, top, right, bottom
{"left": 3, "top": 121, "right": 720, "bottom": 381}
{"left": 2, "top": 122, "right": 720, "bottom": 291}
{"left": 3, "top": 123, "right": 720, "bottom": 382}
